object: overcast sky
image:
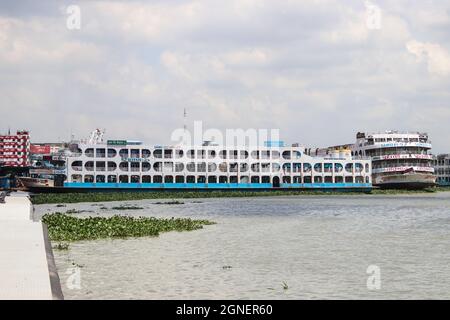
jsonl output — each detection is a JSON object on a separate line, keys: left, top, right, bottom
{"left": 1, "top": 0, "right": 450, "bottom": 152}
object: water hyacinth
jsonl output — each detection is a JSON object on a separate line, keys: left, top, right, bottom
{"left": 42, "top": 213, "right": 215, "bottom": 242}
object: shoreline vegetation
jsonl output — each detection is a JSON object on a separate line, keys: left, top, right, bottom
{"left": 42, "top": 213, "right": 215, "bottom": 242}
{"left": 31, "top": 187, "right": 450, "bottom": 204}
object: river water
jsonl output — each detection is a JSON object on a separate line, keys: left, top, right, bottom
{"left": 34, "top": 193, "right": 450, "bottom": 299}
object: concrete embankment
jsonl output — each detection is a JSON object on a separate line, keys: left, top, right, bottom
{"left": 0, "top": 192, "right": 63, "bottom": 300}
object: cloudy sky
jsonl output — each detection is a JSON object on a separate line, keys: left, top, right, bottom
{"left": 1, "top": 0, "right": 450, "bottom": 151}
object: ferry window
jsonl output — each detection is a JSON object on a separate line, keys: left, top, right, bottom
{"left": 164, "top": 149, "right": 173, "bottom": 159}
{"left": 272, "top": 163, "right": 281, "bottom": 172}
{"left": 208, "top": 176, "right": 217, "bottom": 183}
{"left": 240, "top": 176, "right": 249, "bottom": 183}
{"left": 153, "top": 175, "right": 163, "bottom": 183}
{"left": 313, "top": 163, "right": 322, "bottom": 173}
{"left": 240, "top": 163, "right": 249, "bottom": 172}
{"left": 186, "top": 175, "right": 195, "bottom": 183}
{"left": 261, "top": 163, "right": 271, "bottom": 172}
{"left": 164, "top": 176, "right": 173, "bottom": 183}
{"left": 283, "top": 176, "right": 291, "bottom": 183}
{"left": 261, "top": 176, "right": 270, "bottom": 183}
{"left": 230, "top": 163, "right": 238, "bottom": 172}
{"left": 197, "top": 162, "right": 206, "bottom": 172}
{"left": 335, "top": 176, "right": 343, "bottom": 183}
{"left": 324, "top": 163, "right": 332, "bottom": 172}
{"left": 142, "top": 149, "right": 151, "bottom": 158}
{"left": 107, "top": 175, "right": 117, "bottom": 183}
{"left": 251, "top": 176, "right": 260, "bottom": 183}
{"left": 96, "top": 161, "right": 106, "bottom": 171}
{"left": 240, "top": 150, "right": 249, "bottom": 159}
{"left": 142, "top": 175, "right": 151, "bottom": 183}
{"left": 230, "top": 150, "right": 238, "bottom": 159}
{"left": 282, "top": 163, "right": 291, "bottom": 172}
{"left": 129, "top": 149, "right": 139, "bottom": 158}
{"left": 334, "top": 163, "right": 343, "bottom": 172}
{"left": 95, "top": 175, "right": 105, "bottom": 183}
{"left": 153, "top": 162, "right": 162, "bottom": 172}
{"left": 71, "top": 161, "right": 82, "bottom": 171}
{"left": 261, "top": 151, "right": 270, "bottom": 159}
{"left": 142, "top": 162, "right": 151, "bottom": 172}
{"left": 85, "top": 148, "right": 94, "bottom": 157}
{"left": 219, "top": 150, "right": 227, "bottom": 159}
{"left": 345, "top": 163, "right": 353, "bottom": 172}
{"left": 96, "top": 149, "right": 106, "bottom": 158}
{"left": 175, "top": 175, "right": 184, "bottom": 183}
{"left": 314, "top": 176, "right": 322, "bottom": 183}
{"left": 197, "top": 150, "right": 206, "bottom": 159}
{"left": 163, "top": 162, "right": 174, "bottom": 172}
{"left": 293, "top": 151, "right": 301, "bottom": 159}
{"left": 293, "top": 176, "right": 301, "bottom": 183}
{"left": 118, "top": 149, "right": 127, "bottom": 159}
{"left": 345, "top": 176, "right": 353, "bottom": 183}
{"left": 282, "top": 151, "right": 291, "bottom": 160}
{"left": 271, "top": 151, "right": 280, "bottom": 159}
{"left": 303, "top": 163, "right": 311, "bottom": 173}
{"left": 292, "top": 163, "right": 301, "bottom": 172}
{"left": 324, "top": 176, "right": 333, "bottom": 183}
{"left": 154, "top": 149, "right": 163, "bottom": 158}
{"left": 174, "top": 150, "right": 183, "bottom": 159}
{"left": 119, "top": 162, "right": 129, "bottom": 171}
{"left": 303, "top": 176, "right": 312, "bottom": 183}
{"left": 251, "top": 151, "right": 260, "bottom": 160}
{"left": 130, "top": 162, "right": 140, "bottom": 172}
{"left": 207, "top": 163, "right": 217, "bottom": 172}
{"left": 107, "top": 162, "right": 117, "bottom": 171}
{"left": 355, "top": 163, "right": 363, "bottom": 172}
{"left": 230, "top": 176, "right": 238, "bottom": 183}
{"left": 365, "top": 176, "right": 370, "bottom": 183}
{"left": 219, "top": 162, "right": 228, "bottom": 172}
{"left": 85, "top": 161, "right": 94, "bottom": 171}
{"left": 197, "top": 176, "right": 206, "bottom": 183}
{"left": 208, "top": 150, "right": 216, "bottom": 159}
{"left": 355, "top": 176, "right": 364, "bottom": 183}
{"left": 186, "top": 162, "right": 196, "bottom": 172}
{"left": 186, "top": 150, "right": 195, "bottom": 158}
{"left": 84, "top": 175, "right": 94, "bottom": 183}
{"left": 251, "top": 163, "right": 260, "bottom": 172}
{"left": 175, "top": 163, "right": 184, "bottom": 172}
{"left": 219, "top": 176, "right": 228, "bottom": 183}
{"left": 71, "top": 174, "right": 82, "bottom": 182}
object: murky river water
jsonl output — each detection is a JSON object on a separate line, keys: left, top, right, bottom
{"left": 34, "top": 193, "right": 450, "bottom": 299}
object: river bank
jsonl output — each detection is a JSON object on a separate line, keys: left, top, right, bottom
{"left": 30, "top": 187, "right": 450, "bottom": 204}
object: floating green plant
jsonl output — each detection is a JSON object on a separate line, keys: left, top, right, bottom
{"left": 154, "top": 200, "right": 185, "bottom": 205}
{"left": 42, "top": 213, "right": 215, "bottom": 242}
{"left": 110, "top": 205, "right": 144, "bottom": 210}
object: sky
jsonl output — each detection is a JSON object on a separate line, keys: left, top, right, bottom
{"left": 1, "top": 0, "right": 450, "bottom": 152}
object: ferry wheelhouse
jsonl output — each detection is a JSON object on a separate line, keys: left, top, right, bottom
{"left": 352, "top": 131, "right": 435, "bottom": 189}
{"left": 60, "top": 138, "right": 372, "bottom": 192}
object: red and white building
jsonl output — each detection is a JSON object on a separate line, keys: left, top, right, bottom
{"left": 0, "top": 131, "right": 31, "bottom": 167}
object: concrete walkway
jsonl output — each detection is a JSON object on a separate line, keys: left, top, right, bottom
{"left": 0, "top": 192, "right": 63, "bottom": 300}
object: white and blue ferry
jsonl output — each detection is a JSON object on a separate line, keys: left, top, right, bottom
{"left": 37, "top": 132, "right": 373, "bottom": 193}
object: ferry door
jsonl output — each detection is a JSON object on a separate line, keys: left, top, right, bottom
{"left": 272, "top": 176, "right": 280, "bottom": 188}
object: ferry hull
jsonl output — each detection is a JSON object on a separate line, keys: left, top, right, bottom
{"left": 25, "top": 183, "right": 372, "bottom": 193}
{"left": 374, "top": 172, "right": 436, "bottom": 189}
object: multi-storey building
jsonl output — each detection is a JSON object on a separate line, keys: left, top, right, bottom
{"left": 433, "top": 154, "right": 450, "bottom": 186}
{"left": 0, "top": 131, "right": 31, "bottom": 167}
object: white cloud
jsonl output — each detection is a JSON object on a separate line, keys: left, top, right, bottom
{"left": 406, "top": 40, "right": 450, "bottom": 76}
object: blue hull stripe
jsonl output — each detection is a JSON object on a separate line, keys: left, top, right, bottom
{"left": 64, "top": 182, "right": 371, "bottom": 189}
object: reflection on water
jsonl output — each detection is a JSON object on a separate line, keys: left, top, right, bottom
{"left": 35, "top": 193, "right": 450, "bottom": 299}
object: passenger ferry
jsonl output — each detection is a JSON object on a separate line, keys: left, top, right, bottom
{"left": 39, "top": 132, "right": 372, "bottom": 193}
{"left": 352, "top": 131, "right": 435, "bottom": 189}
